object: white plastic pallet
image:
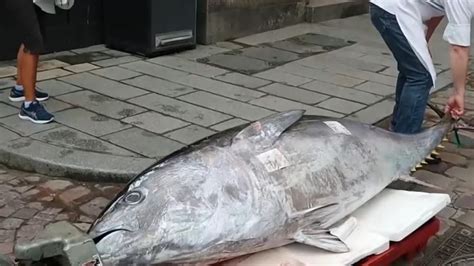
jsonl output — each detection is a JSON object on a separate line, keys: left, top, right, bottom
{"left": 223, "top": 189, "right": 450, "bottom": 266}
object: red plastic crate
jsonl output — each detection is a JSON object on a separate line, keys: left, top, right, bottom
{"left": 357, "top": 218, "right": 440, "bottom": 266}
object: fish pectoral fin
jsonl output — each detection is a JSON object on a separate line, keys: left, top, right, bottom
{"left": 291, "top": 202, "right": 340, "bottom": 224}
{"left": 232, "top": 110, "right": 305, "bottom": 149}
{"left": 398, "top": 175, "right": 443, "bottom": 190}
{"left": 295, "top": 217, "right": 357, "bottom": 253}
{"left": 294, "top": 229, "right": 350, "bottom": 253}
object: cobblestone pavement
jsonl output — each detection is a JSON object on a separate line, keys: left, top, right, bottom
{"left": 0, "top": 166, "right": 124, "bottom": 261}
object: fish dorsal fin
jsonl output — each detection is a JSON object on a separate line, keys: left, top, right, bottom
{"left": 233, "top": 110, "right": 305, "bottom": 149}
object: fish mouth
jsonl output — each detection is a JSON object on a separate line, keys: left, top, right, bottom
{"left": 92, "top": 228, "right": 131, "bottom": 244}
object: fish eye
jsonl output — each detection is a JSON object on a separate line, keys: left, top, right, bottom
{"left": 123, "top": 191, "right": 144, "bottom": 204}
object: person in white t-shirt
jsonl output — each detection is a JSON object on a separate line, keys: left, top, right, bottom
{"left": 369, "top": 0, "right": 471, "bottom": 135}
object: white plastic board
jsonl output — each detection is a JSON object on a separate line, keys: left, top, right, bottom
{"left": 222, "top": 189, "right": 451, "bottom": 266}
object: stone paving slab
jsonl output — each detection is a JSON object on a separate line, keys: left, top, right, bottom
{"left": 29, "top": 126, "right": 137, "bottom": 157}
{"left": 54, "top": 108, "right": 131, "bottom": 137}
{"left": 55, "top": 90, "right": 146, "bottom": 119}
{"left": 102, "top": 127, "right": 184, "bottom": 159}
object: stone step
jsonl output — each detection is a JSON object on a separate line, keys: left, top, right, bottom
{"left": 305, "top": 0, "right": 369, "bottom": 23}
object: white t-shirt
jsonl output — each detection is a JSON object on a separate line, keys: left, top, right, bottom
{"left": 370, "top": 0, "right": 474, "bottom": 87}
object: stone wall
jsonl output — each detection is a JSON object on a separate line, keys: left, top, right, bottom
{"left": 197, "top": 0, "right": 307, "bottom": 44}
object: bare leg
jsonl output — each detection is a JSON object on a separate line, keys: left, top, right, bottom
{"left": 16, "top": 45, "right": 23, "bottom": 86}
{"left": 19, "top": 46, "right": 38, "bottom": 102}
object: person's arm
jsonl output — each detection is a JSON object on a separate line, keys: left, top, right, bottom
{"left": 445, "top": 44, "right": 469, "bottom": 118}
{"left": 426, "top": 16, "right": 444, "bottom": 41}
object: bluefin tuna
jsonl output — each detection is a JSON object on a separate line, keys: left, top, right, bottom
{"left": 89, "top": 110, "right": 453, "bottom": 265}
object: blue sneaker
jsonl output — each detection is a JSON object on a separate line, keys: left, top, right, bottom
{"left": 19, "top": 101, "right": 54, "bottom": 124}
{"left": 9, "top": 87, "right": 49, "bottom": 102}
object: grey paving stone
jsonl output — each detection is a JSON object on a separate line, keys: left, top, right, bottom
{"left": 0, "top": 103, "right": 17, "bottom": 118}
{"left": 250, "top": 95, "right": 343, "bottom": 118}
{"left": 122, "top": 111, "right": 189, "bottom": 134}
{"left": 354, "top": 81, "right": 395, "bottom": 96}
{"left": 412, "top": 170, "right": 456, "bottom": 191}
{"left": 296, "top": 33, "right": 352, "bottom": 49}
{"left": 0, "top": 127, "right": 20, "bottom": 144}
{"left": 12, "top": 208, "right": 38, "bottom": 219}
{"left": 120, "top": 61, "right": 189, "bottom": 81}
{"left": 446, "top": 166, "right": 473, "bottom": 182}
{"left": 254, "top": 69, "right": 312, "bottom": 86}
{"left": 175, "top": 74, "right": 265, "bottom": 102}
{"left": 91, "top": 66, "right": 141, "bottom": 81}
{"left": 79, "top": 197, "right": 109, "bottom": 217}
{"left": 63, "top": 63, "right": 100, "bottom": 73}
{"left": 37, "top": 60, "right": 69, "bottom": 71}
{"left": 296, "top": 53, "right": 386, "bottom": 73}
{"left": 128, "top": 94, "right": 231, "bottom": 126}
{"left": 71, "top": 45, "right": 108, "bottom": 54}
{"left": 201, "top": 54, "right": 271, "bottom": 74}
{"left": 215, "top": 42, "right": 243, "bottom": 50}
{"left": 37, "top": 69, "right": 73, "bottom": 81}
{"left": 40, "top": 179, "right": 73, "bottom": 191}
{"left": 379, "top": 67, "right": 398, "bottom": 77}
{"left": 102, "top": 127, "right": 184, "bottom": 158}
{"left": 0, "top": 78, "right": 15, "bottom": 89}
{"left": 239, "top": 46, "right": 300, "bottom": 65}
{"left": 259, "top": 83, "right": 329, "bottom": 104}
{"left": 302, "top": 80, "right": 383, "bottom": 105}
{"left": 59, "top": 73, "right": 147, "bottom": 100}
{"left": 0, "top": 115, "right": 61, "bottom": 136}
{"left": 211, "top": 118, "right": 248, "bottom": 131}
{"left": 164, "top": 125, "right": 216, "bottom": 144}
{"left": 452, "top": 210, "right": 474, "bottom": 228}
{"left": 358, "top": 54, "right": 397, "bottom": 68}
{"left": 148, "top": 56, "right": 228, "bottom": 77}
{"left": 93, "top": 56, "right": 141, "bottom": 67}
{"left": 30, "top": 126, "right": 136, "bottom": 156}
{"left": 269, "top": 39, "right": 325, "bottom": 55}
{"left": 348, "top": 99, "right": 395, "bottom": 124}
{"left": 324, "top": 64, "right": 397, "bottom": 86}
{"left": 440, "top": 152, "right": 468, "bottom": 166}
{"left": 39, "top": 51, "right": 76, "bottom": 61}
{"left": 36, "top": 80, "right": 83, "bottom": 97}
{"left": 0, "top": 66, "right": 16, "bottom": 78}
{"left": 54, "top": 108, "right": 131, "bottom": 137}
{"left": 178, "top": 91, "right": 274, "bottom": 121}
{"left": 316, "top": 98, "right": 366, "bottom": 114}
{"left": 101, "top": 49, "right": 131, "bottom": 57}
{"left": 214, "top": 72, "right": 271, "bottom": 89}
{"left": 175, "top": 45, "right": 230, "bottom": 60}
{"left": 123, "top": 75, "right": 195, "bottom": 97}
{"left": 0, "top": 218, "right": 23, "bottom": 229}
{"left": 56, "top": 90, "right": 146, "bottom": 119}
{"left": 58, "top": 186, "right": 91, "bottom": 204}
{"left": 279, "top": 64, "right": 365, "bottom": 88}
{"left": 454, "top": 195, "right": 474, "bottom": 210}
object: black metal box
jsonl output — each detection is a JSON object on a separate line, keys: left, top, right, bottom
{"left": 103, "top": 0, "right": 197, "bottom": 57}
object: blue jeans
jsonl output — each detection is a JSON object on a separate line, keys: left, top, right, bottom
{"left": 369, "top": 3, "right": 433, "bottom": 134}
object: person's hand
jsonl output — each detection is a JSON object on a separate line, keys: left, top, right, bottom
{"left": 444, "top": 92, "right": 465, "bottom": 119}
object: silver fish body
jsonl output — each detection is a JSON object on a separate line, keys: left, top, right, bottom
{"left": 89, "top": 110, "right": 452, "bottom": 265}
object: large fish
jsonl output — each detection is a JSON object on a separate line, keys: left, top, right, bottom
{"left": 89, "top": 110, "right": 453, "bottom": 265}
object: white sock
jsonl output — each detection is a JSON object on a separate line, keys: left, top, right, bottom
{"left": 24, "top": 101, "right": 32, "bottom": 108}
{"left": 15, "top": 85, "right": 24, "bottom": 91}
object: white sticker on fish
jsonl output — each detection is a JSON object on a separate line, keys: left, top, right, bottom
{"left": 256, "top": 149, "right": 290, "bottom": 172}
{"left": 324, "top": 121, "right": 352, "bottom": 135}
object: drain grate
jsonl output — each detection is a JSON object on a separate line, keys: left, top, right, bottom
{"left": 419, "top": 225, "right": 474, "bottom": 265}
